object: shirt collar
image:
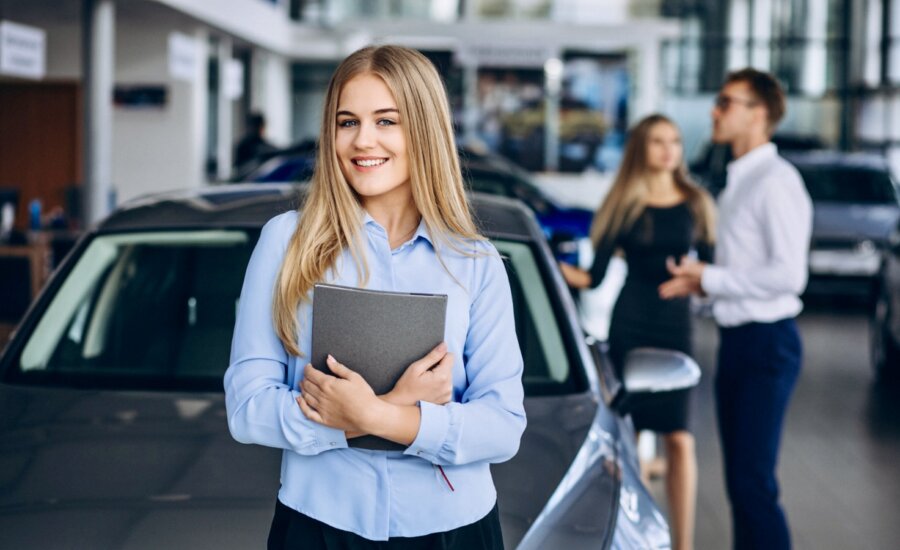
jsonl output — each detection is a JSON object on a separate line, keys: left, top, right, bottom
{"left": 362, "top": 210, "right": 433, "bottom": 246}
{"left": 727, "top": 142, "right": 778, "bottom": 182}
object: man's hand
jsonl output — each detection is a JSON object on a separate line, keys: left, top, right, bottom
{"left": 659, "top": 255, "right": 706, "bottom": 299}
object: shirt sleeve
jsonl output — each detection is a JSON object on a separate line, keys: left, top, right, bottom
{"left": 224, "top": 212, "right": 348, "bottom": 454}
{"left": 701, "top": 174, "right": 812, "bottom": 300}
{"left": 404, "top": 242, "right": 526, "bottom": 466}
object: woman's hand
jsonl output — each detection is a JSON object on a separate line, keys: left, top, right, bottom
{"left": 384, "top": 342, "right": 454, "bottom": 406}
{"left": 297, "top": 356, "right": 385, "bottom": 434}
{"left": 559, "top": 262, "right": 591, "bottom": 289}
{"left": 658, "top": 255, "right": 706, "bottom": 299}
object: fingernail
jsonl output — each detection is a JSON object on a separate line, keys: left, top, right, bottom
{"left": 327, "top": 354, "right": 335, "bottom": 363}
{"left": 438, "top": 342, "right": 447, "bottom": 352}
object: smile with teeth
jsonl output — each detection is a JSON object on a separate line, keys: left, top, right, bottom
{"left": 354, "top": 158, "right": 388, "bottom": 167}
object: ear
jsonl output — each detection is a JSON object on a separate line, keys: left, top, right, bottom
{"left": 753, "top": 106, "right": 770, "bottom": 135}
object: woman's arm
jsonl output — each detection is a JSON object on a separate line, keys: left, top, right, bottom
{"left": 403, "top": 242, "right": 527, "bottom": 467}
{"left": 299, "top": 344, "right": 455, "bottom": 441}
{"left": 560, "top": 238, "right": 615, "bottom": 290}
{"left": 224, "top": 213, "right": 348, "bottom": 455}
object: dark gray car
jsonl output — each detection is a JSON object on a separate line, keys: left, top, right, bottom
{"left": 786, "top": 151, "right": 900, "bottom": 299}
{"left": 0, "top": 184, "right": 683, "bottom": 549}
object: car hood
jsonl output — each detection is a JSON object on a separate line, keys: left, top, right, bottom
{"left": 812, "top": 202, "right": 900, "bottom": 243}
{"left": 0, "top": 384, "right": 600, "bottom": 549}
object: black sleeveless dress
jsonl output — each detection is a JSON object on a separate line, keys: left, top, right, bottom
{"left": 589, "top": 202, "right": 713, "bottom": 433}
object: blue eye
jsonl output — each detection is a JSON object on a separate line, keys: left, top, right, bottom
{"left": 338, "top": 119, "right": 358, "bottom": 128}
{"left": 377, "top": 119, "right": 397, "bottom": 126}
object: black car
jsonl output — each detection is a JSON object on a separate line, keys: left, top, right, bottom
{"left": 0, "top": 184, "right": 696, "bottom": 548}
{"left": 872, "top": 220, "right": 900, "bottom": 382}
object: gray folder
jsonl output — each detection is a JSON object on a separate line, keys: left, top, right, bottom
{"left": 310, "top": 283, "right": 448, "bottom": 451}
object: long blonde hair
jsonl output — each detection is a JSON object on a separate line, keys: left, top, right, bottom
{"left": 589, "top": 114, "right": 715, "bottom": 248}
{"left": 273, "top": 45, "right": 483, "bottom": 356}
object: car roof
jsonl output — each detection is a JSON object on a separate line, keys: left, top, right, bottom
{"left": 784, "top": 150, "right": 891, "bottom": 171}
{"left": 99, "top": 183, "right": 541, "bottom": 241}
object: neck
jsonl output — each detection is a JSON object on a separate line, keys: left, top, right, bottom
{"left": 644, "top": 170, "right": 676, "bottom": 194}
{"left": 364, "top": 196, "right": 421, "bottom": 245}
{"left": 730, "top": 131, "right": 769, "bottom": 159}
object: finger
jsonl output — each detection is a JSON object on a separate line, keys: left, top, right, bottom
{"left": 432, "top": 352, "right": 454, "bottom": 373}
{"left": 301, "top": 378, "right": 323, "bottom": 400}
{"left": 660, "top": 280, "right": 688, "bottom": 299}
{"left": 665, "top": 256, "right": 680, "bottom": 276}
{"left": 303, "top": 391, "right": 320, "bottom": 408}
{"left": 409, "top": 342, "right": 448, "bottom": 374}
{"left": 658, "top": 280, "right": 678, "bottom": 299}
{"left": 296, "top": 395, "right": 324, "bottom": 423}
{"left": 326, "top": 355, "right": 357, "bottom": 380}
{"left": 304, "top": 363, "right": 329, "bottom": 385}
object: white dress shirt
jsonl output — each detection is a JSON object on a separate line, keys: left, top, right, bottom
{"left": 701, "top": 142, "right": 813, "bottom": 327}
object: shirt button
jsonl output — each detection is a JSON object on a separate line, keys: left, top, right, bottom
{"left": 416, "top": 450, "right": 423, "bottom": 455}
{"left": 329, "top": 442, "right": 336, "bottom": 446}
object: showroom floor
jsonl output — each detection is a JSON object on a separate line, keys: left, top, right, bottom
{"left": 646, "top": 304, "right": 900, "bottom": 550}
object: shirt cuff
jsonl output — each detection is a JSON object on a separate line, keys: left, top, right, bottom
{"left": 293, "top": 389, "right": 348, "bottom": 452}
{"left": 312, "top": 421, "right": 348, "bottom": 451}
{"left": 701, "top": 265, "right": 725, "bottom": 297}
{"left": 404, "top": 400, "right": 449, "bottom": 461}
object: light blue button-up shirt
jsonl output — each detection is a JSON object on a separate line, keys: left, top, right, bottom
{"left": 224, "top": 210, "right": 526, "bottom": 541}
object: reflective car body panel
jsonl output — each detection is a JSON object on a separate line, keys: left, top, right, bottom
{"left": 0, "top": 185, "right": 668, "bottom": 549}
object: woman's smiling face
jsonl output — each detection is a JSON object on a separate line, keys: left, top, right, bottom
{"left": 335, "top": 73, "right": 411, "bottom": 206}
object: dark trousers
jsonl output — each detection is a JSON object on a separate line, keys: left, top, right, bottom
{"left": 268, "top": 499, "right": 504, "bottom": 550}
{"left": 716, "top": 318, "right": 802, "bottom": 550}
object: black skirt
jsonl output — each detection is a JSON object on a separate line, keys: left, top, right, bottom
{"left": 267, "top": 499, "right": 504, "bottom": 550}
{"left": 608, "top": 281, "right": 694, "bottom": 434}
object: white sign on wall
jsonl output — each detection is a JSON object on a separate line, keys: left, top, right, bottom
{"left": 0, "top": 20, "right": 46, "bottom": 79}
{"left": 223, "top": 59, "right": 244, "bottom": 100}
{"left": 168, "top": 31, "right": 198, "bottom": 81}
{"left": 456, "top": 42, "right": 555, "bottom": 69}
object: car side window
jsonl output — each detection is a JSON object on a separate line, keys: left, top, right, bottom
{"left": 494, "top": 240, "right": 573, "bottom": 394}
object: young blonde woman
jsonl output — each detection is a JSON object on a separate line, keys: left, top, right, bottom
{"left": 560, "top": 114, "right": 715, "bottom": 550}
{"left": 224, "top": 45, "right": 525, "bottom": 549}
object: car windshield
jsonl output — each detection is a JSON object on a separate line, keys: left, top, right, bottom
{"left": 6, "top": 230, "right": 577, "bottom": 395}
{"left": 465, "top": 169, "right": 552, "bottom": 215}
{"left": 799, "top": 167, "right": 897, "bottom": 204}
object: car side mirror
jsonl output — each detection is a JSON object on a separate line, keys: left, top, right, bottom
{"left": 622, "top": 347, "right": 701, "bottom": 394}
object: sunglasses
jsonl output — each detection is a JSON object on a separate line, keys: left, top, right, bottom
{"left": 714, "top": 94, "right": 759, "bottom": 111}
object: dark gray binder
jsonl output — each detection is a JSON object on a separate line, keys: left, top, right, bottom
{"left": 310, "top": 283, "right": 448, "bottom": 451}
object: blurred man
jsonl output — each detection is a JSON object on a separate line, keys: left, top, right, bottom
{"left": 658, "top": 68, "right": 812, "bottom": 550}
{"left": 234, "top": 111, "right": 277, "bottom": 171}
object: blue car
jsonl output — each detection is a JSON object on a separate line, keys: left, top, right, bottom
{"left": 239, "top": 146, "right": 595, "bottom": 265}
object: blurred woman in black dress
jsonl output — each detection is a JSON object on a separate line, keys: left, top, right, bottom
{"left": 560, "top": 114, "right": 715, "bottom": 550}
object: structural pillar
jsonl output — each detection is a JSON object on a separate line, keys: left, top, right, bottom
{"left": 82, "top": 0, "right": 115, "bottom": 226}
{"left": 217, "top": 36, "right": 234, "bottom": 181}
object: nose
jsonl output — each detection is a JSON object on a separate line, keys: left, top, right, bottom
{"left": 353, "top": 121, "right": 376, "bottom": 149}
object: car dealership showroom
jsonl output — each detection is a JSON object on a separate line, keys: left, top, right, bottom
{"left": 1, "top": 1, "right": 900, "bottom": 549}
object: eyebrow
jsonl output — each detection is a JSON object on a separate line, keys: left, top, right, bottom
{"left": 336, "top": 108, "right": 400, "bottom": 117}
